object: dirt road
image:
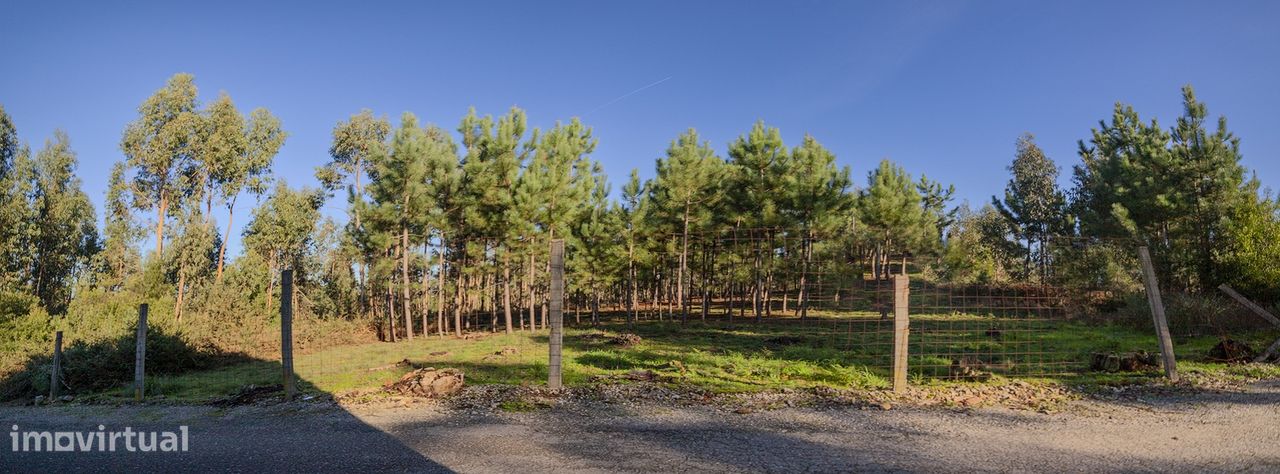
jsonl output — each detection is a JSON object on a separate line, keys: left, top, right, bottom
{"left": 3, "top": 381, "right": 1278, "bottom": 473}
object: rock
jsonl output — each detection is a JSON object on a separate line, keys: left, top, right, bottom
{"left": 734, "top": 407, "right": 753, "bottom": 414}
{"left": 959, "top": 396, "right": 983, "bottom": 407}
{"left": 386, "top": 368, "right": 465, "bottom": 398}
{"left": 33, "top": 395, "right": 45, "bottom": 405}
{"left": 58, "top": 395, "right": 74, "bottom": 402}
{"left": 880, "top": 402, "right": 893, "bottom": 411}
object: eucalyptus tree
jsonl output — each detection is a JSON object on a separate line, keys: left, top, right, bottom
{"left": 992, "top": 133, "right": 1068, "bottom": 281}
{"left": 317, "top": 110, "right": 391, "bottom": 315}
{"left": 206, "top": 98, "right": 286, "bottom": 282}
{"left": 98, "top": 162, "right": 141, "bottom": 289}
{"left": 0, "top": 105, "right": 35, "bottom": 290}
{"left": 243, "top": 181, "right": 324, "bottom": 314}
{"left": 28, "top": 131, "right": 98, "bottom": 313}
{"left": 650, "top": 128, "right": 724, "bottom": 321}
{"left": 120, "top": 73, "right": 202, "bottom": 257}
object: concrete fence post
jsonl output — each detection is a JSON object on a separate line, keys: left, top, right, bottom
{"left": 281, "top": 269, "right": 297, "bottom": 399}
{"left": 892, "top": 275, "right": 910, "bottom": 393}
{"left": 134, "top": 304, "right": 148, "bottom": 402}
{"left": 1137, "top": 246, "right": 1179, "bottom": 382}
{"left": 548, "top": 240, "right": 565, "bottom": 389}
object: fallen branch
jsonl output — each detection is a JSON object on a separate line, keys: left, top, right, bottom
{"left": 1216, "top": 285, "right": 1280, "bottom": 363}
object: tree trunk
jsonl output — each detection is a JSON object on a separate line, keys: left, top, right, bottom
{"left": 174, "top": 271, "right": 186, "bottom": 323}
{"left": 528, "top": 252, "right": 537, "bottom": 331}
{"left": 387, "top": 284, "right": 397, "bottom": 342}
{"left": 215, "top": 196, "right": 238, "bottom": 282}
{"left": 155, "top": 196, "right": 168, "bottom": 256}
{"left": 421, "top": 243, "right": 430, "bottom": 336}
{"left": 503, "top": 252, "right": 513, "bottom": 334}
{"left": 402, "top": 227, "right": 412, "bottom": 340}
{"left": 679, "top": 209, "right": 689, "bottom": 323}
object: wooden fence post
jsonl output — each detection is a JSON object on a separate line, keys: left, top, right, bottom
{"left": 134, "top": 304, "right": 148, "bottom": 402}
{"left": 548, "top": 240, "right": 565, "bottom": 389}
{"left": 1137, "top": 246, "right": 1179, "bottom": 382}
{"left": 892, "top": 275, "right": 910, "bottom": 393}
{"left": 281, "top": 269, "right": 296, "bottom": 399}
{"left": 49, "top": 331, "right": 63, "bottom": 401}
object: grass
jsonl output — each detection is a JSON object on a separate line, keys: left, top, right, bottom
{"left": 92, "top": 311, "right": 1280, "bottom": 404}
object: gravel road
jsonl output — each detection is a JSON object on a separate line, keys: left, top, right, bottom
{"left": 2, "top": 381, "right": 1278, "bottom": 473}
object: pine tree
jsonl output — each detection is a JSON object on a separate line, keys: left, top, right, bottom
{"left": 857, "top": 159, "right": 933, "bottom": 276}
{"left": 650, "top": 128, "right": 724, "bottom": 321}
{"left": 619, "top": 169, "right": 649, "bottom": 326}
{"left": 782, "top": 134, "right": 852, "bottom": 318}
{"left": 726, "top": 121, "right": 789, "bottom": 320}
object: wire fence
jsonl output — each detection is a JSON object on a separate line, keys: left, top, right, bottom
{"left": 20, "top": 230, "right": 1280, "bottom": 403}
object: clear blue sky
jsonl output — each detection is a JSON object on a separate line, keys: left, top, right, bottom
{"left": 3, "top": 1, "right": 1278, "bottom": 258}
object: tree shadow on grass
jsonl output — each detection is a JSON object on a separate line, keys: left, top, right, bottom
{"left": 0, "top": 328, "right": 453, "bottom": 472}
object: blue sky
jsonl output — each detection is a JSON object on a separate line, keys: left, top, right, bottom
{"left": 3, "top": 1, "right": 1278, "bottom": 258}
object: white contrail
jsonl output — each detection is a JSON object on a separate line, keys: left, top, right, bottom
{"left": 584, "top": 75, "right": 673, "bottom": 116}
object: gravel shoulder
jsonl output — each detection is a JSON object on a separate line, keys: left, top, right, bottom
{"left": 3, "top": 380, "right": 1279, "bottom": 473}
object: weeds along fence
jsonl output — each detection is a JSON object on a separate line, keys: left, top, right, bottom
{"left": 17, "top": 230, "right": 1280, "bottom": 402}
{"left": 576, "top": 229, "right": 1091, "bottom": 380}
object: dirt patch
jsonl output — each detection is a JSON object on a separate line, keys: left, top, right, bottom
{"left": 1206, "top": 339, "right": 1256, "bottom": 363}
{"left": 210, "top": 384, "right": 283, "bottom": 407}
{"left": 385, "top": 368, "right": 465, "bottom": 398}
{"left": 482, "top": 347, "right": 519, "bottom": 361}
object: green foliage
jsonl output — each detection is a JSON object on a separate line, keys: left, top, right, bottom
{"left": 857, "top": 159, "right": 935, "bottom": 258}
{"left": 992, "top": 133, "right": 1068, "bottom": 280}
{"left": 726, "top": 121, "right": 789, "bottom": 228}
{"left": 1072, "top": 86, "right": 1252, "bottom": 290}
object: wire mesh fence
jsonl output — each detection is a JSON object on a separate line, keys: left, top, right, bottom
{"left": 20, "top": 230, "right": 1280, "bottom": 404}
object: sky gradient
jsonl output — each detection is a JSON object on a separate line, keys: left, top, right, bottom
{"left": 3, "top": 0, "right": 1278, "bottom": 257}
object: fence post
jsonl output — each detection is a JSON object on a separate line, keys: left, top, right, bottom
{"left": 891, "top": 275, "right": 910, "bottom": 393}
{"left": 134, "top": 304, "right": 148, "bottom": 402}
{"left": 1137, "top": 246, "right": 1179, "bottom": 382}
{"left": 281, "top": 269, "right": 296, "bottom": 399}
{"left": 548, "top": 239, "right": 565, "bottom": 389}
{"left": 49, "top": 331, "right": 63, "bottom": 401}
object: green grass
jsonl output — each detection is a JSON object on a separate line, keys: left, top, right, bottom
{"left": 94, "top": 315, "right": 1280, "bottom": 403}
